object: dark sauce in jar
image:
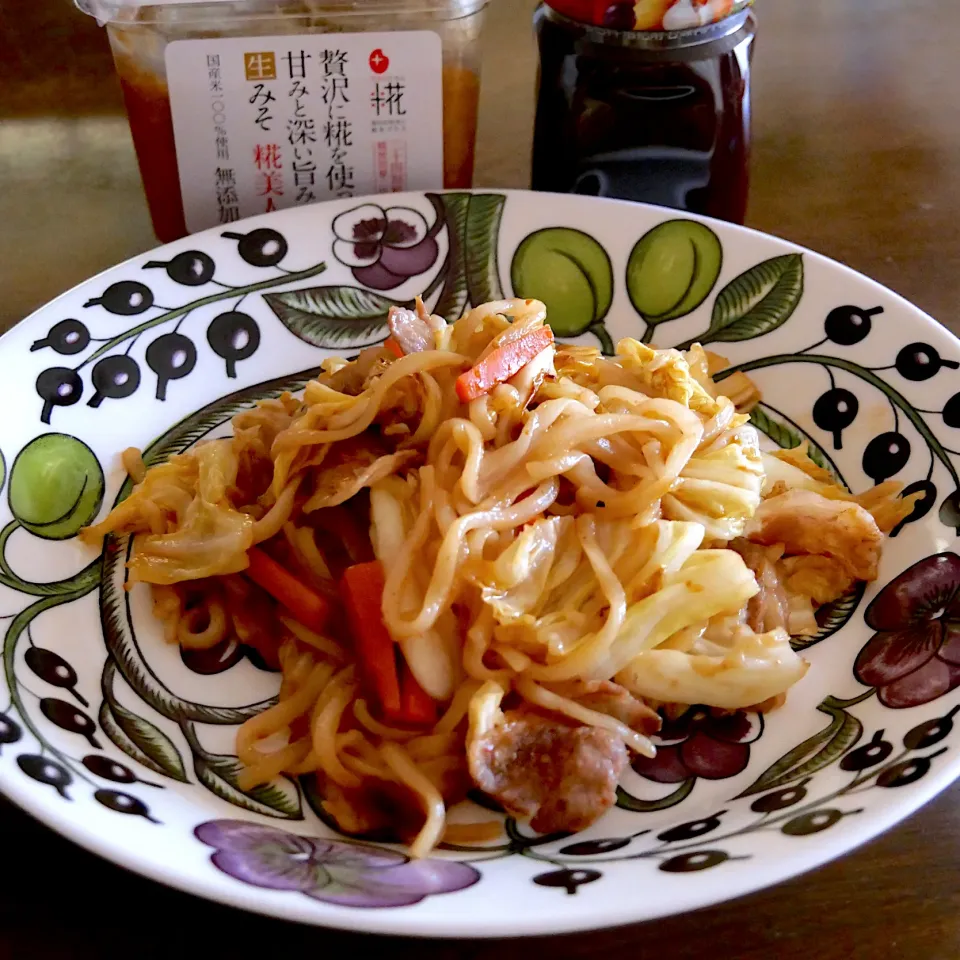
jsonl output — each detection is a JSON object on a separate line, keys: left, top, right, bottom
{"left": 532, "top": 6, "right": 756, "bottom": 223}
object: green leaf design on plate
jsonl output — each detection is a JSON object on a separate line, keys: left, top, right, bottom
{"left": 511, "top": 227, "right": 614, "bottom": 339}
{"left": 432, "top": 192, "right": 472, "bottom": 321}
{"left": 626, "top": 220, "right": 722, "bottom": 328}
{"left": 749, "top": 403, "right": 841, "bottom": 482}
{"left": 616, "top": 778, "right": 695, "bottom": 812}
{"left": 749, "top": 402, "right": 863, "bottom": 649}
{"left": 262, "top": 286, "right": 406, "bottom": 349}
{"left": 99, "top": 663, "right": 189, "bottom": 782}
{"left": 791, "top": 582, "right": 867, "bottom": 652}
{"left": 101, "top": 536, "right": 277, "bottom": 725}
{"left": 98, "top": 368, "right": 324, "bottom": 723}
{"left": 465, "top": 194, "right": 506, "bottom": 305}
{"left": 8, "top": 434, "right": 104, "bottom": 540}
{"left": 685, "top": 254, "right": 804, "bottom": 348}
{"left": 186, "top": 723, "right": 302, "bottom": 820}
{"left": 138, "top": 367, "right": 319, "bottom": 472}
{"left": 736, "top": 698, "right": 862, "bottom": 798}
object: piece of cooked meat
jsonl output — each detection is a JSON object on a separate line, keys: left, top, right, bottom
{"left": 468, "top": 711, "right": 627, "bottom": 834}
{"left": 549, "top": 680, "right": 662, "bottom": 736}
{"left": 388, "top": 305, "right": 434, "bottom": 354}
{"left": 733, "top": 540, "right": 791, "bottom": 633}
{"left": 746, "top": 488, "right": 883, "bottom": 581}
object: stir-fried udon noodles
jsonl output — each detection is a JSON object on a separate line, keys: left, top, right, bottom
{"left": 82, "top": 298, "right": 915, "bottom": 856}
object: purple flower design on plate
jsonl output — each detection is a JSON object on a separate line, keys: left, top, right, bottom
{"left": 331, "top": 203, "right": 439, "bottom": 291}
{"left": 195, "top": 820, "right": 480, "bottom": 908}
{"left": 632, "top": 710, "right": 763, "bottom": 783}
{"left": 855, "top": 552, "right": 960, "bottom": 709}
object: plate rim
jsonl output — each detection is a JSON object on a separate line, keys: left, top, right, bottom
{"left": 2, "top": 188, "right": 959, "bottom": 937}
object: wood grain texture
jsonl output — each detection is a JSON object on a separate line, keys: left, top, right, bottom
{"left": 2, "top": 2, "right": 960, "bottom": 957}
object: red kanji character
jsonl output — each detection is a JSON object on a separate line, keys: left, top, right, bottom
{"left": 257, "top": 171, "right": 284, "bottom": 197}
{"left": 253, "top": 144, "right": 283, "bottom": 171}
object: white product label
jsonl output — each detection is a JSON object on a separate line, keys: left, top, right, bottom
{"left": 165, "top": 32, "right": 444, "bottom": 234}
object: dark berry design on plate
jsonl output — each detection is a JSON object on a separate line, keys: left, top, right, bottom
{"left": 88, "top": 355, "right": 141, "bottom": 408}
{"left": 146, "top": 333, "right": 197, "bottom": 401}
{"left": 144, "top": 251, "right": 215, "bottom": 286}
{"left": 876, "top": 749, "right": 947, "bottom": 788}
{"left": 532, "top": 869, "right": 602, "bottom": 894}
{"left": 781, "top": 808, "right": 858, "bottom": 836}
{"left": 25, "top": 648, "right": 88, "bottom": 706}
{"left": 83, "top": 755, "right": 160, "bottom": 788}
{"left": 602, "top": 2, "right": 636, "bottom": 29}
{"left": 839, "top": 730, "right": 893, "bottom": 771}
{"left": 939, "top": 489, "right": 960, "bottom": 534}
{"left": 36, "top": 367, "right": 83, "bottom": 423}
{"left": 943, "top": 392, "right": 960, "bottom": 429}
{"left": 659, "top": 851, "right": 730, "bottom": 873}
{"left": 824, "top": 305, "right": 882, "bottom": 345}
{"left": 40, "top": 697, "right": 101, "bottom": 749}
{"left": 903, "top": 706, "right": 960, "bottom": 750}
{"left": 750, "top": 779, "right": 811, "bottom": 813}
{"left": 84, "top": 281, "right": 154, "bottom": 316}
{"left": 633, "top": 709, "right": 761, "bottom": 783}
{"left": 31, "top": 319, "right": 90, "bottom": 356}
{"left": 891, "top": 480, "right": 937, "bottom": 536}
{"left": 862, "top": 431, "right": 910, "bottom": 484}
{"left": 222, "top": 228, "right": 288, "bottom": 267}
{"left": 180, "top": 638, "right": 245, "bottom": 675}
{"left": 895, "top": 343, "right": 959, "bottom": 382}
{"left": 813, "top": 388, "right": 859, "bottom": 449}
{"left": 207, "top": 311, "right": 261, "bottom": 378}
{"left": 560, "top": 837, "right": 635, "bottom": 856}
{"left": 332, "top": 203, "right": 439, "bottom": 290}
{"left": 658, "top": 810, "right": 726, "bottom": 843}
{"left": 17, "top": 754, "right": 72, "bottom": 798}
{"left": 0, "top": 714, "right": 22, "bottom": 749}
{"left": 94, "top": 789, "right": 160, "bottom": 822}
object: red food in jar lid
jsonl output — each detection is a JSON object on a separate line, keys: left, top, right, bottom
{"left": 544, "top": 0, "right": 753, "bottom": 32}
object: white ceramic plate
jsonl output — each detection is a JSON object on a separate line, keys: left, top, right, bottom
{"left": 1, "top": 190, "right": 959, "bottom": 937}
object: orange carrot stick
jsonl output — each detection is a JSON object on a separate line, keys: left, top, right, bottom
{"left": 455, "top": 326, "right": 554, "bottom": 403}
{"left": 246, "top": 547, "right": 332, "bottom": 635}
{"left": 341, "top": 561, "right": 402, "bottom": 718}
{"left": 399, "top": 664, "right": 438, "bottom": 726}
{"left": 384, "top": 337, "right": 405, "bottom": 359}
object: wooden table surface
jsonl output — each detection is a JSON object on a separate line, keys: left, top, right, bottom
{"left": 2, "top": 2, "right": 960, "bottom": 957}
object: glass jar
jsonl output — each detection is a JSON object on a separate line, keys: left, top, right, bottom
{"left": 77, "top": 0, "right": 489, "bottom": 243}
{"left": 531, "top": 1, "right": 756, "bottom": 224}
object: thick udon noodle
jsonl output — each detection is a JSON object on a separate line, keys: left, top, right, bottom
{"left": 82, "top": 299, "right": 912, "bottom": 856}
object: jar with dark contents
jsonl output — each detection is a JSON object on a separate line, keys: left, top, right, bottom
{"left": 532, "top": 1, "right": 756, "bottom": 224}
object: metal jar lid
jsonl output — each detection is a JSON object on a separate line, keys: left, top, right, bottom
{"left": 543, "top": 1, "right": 752, "bottom": 32}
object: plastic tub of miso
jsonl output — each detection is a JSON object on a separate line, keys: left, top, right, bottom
{"left": 77, "top": 0, "right": 489, "bottom": 243}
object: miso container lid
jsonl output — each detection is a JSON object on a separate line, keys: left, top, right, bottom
{"left": 544, "top": 1, "right": 752, "bottom": 32}
{"left": 76, "top": 0, "right": 486, "bottom": 26}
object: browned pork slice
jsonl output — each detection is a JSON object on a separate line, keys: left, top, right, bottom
{"left": 468, "top": 711, "right": 627, "bottom": 834}
{"left": 746, "top": 488, "right": 883, "bottom": 581}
